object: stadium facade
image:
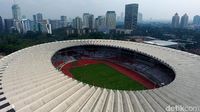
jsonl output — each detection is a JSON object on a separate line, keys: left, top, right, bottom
{"left": 0, "top": 39, "right": 200, "bottom": 112}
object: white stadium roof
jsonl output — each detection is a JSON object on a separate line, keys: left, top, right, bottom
{"left": 0, "top": 39, "right": 200, "bottom": 112}
{"left": 144, "top": 40, "right": 178, "bottom": 47}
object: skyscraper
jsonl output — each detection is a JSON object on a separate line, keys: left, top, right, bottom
{"left": 95, "top": 18, "right": 99, "bottom": 29}
{"left": 83, "top": 13, "right": 90, "bottom": 28}
{"left": 95, "top": 16, "right": 106, "bottom": 32}
{"left": 12, "top": 4, "right": 21, "bottom": 20}
{"left": 124, "top": 4, "right": 138, "bottom": 30}
{"left": 33, "top": 14, "right": 38, "bottom": 31}
{"left": 12, "top": 2, "right": 22, "bottom": 33}
{"left": 106, "top": 11, "right": 116, "bottom": 30}
{"left": 172, "top": 13, "right": 180, "bottom": 28}
{"left": 36, "top": 13, "right": 43, "bottom": 22}
{"left": 46, "top": 23, "right": 52, "bottom": 34}
{"left": 21, "top": 19, "right": 31, "bottom": 33}
{"left": 73, "top": 17, "right": 82, "bottom": 29}
{"left": 50, "top": 20, "right": 62, "bottom": 29}
{"left": 88, "top": 15, "right": 94, "bottom": 29}
{"left": 60, "top": 16, "right": 67, "bottom": 27}
{"left": 82, "top": 13, "right": 94, "bottom": 29}
{"left": 4, "top": 19, "right": 14, "bottom": 32}
{"left": 38, "top": 20, "right": 52, "bottom": 34}
{"left": 0, "top": 16, "right": 3, "bottom": 32}
{"left": 32, "top": 13, "right": 44, "bottom": 32}
{"left": 193, "top": 15, "right": 200, "bottom": 25}
{"left": 33, "top": 15, "right": 37, "bottom": 22}
{"left": 180, "top": 13, "right": 189, "bottom": 28}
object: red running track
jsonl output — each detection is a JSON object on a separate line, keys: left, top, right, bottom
{"left": 60, "top": 59, "right": 98, "bottom": 78}
{"left": 60, "top": 59, "right": 156, "bottom": 89}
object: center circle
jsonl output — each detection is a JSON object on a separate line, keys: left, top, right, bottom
{"left": 52, "top": 45, "right": 175, "bottom": 90}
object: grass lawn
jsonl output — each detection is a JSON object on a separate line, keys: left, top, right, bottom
{"left": 69, "top": 63, "right": 146, "bottom": 90}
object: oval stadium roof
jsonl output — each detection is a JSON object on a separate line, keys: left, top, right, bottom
{"left": 0, "top": 39, "right": 200, "bottom": 112}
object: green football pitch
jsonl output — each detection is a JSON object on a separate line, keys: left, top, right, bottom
{"left": 69, "top": 63, "right": 146, "bottom": 90}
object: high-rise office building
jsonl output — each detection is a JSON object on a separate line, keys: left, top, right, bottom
{"left": 180, "top": 13, "right": 189, "bottom": 28}
{"left": 46, "top": 23, "right": 52, "bottom": 34}
{"left": 60, "top": 16, "right": 67, "bottom": 27}
{"left": 95, "top": 18, "right": 99, "bottom": 29}
{"left": 50, "top": 20, "right": 62, "bottom": 29}
{"left": 33, "top": 15, "right": 38, "bottom": 31}
{"left": 4, "top": 19, "right": 14, "bottom": 32}
{"left": 124, "top": 4, "right": 138, "bottom": 30}
{"left": 0, "top": 16, "right": 3, "bottom": 32}
{"left": 36, "top": 13, "right": 43, "bottom": 22}
{"left": 12, "top": 4, "right": 21, "bottom": 20}
{"left": 21, "top": 19, "right": 31, "bottom": 33}
{"left": 83, "top": 13, "right": 90, "bottom": 28}
{"left": 38, "top": 20, "right": 52, "bottom": 34}
{"left": 82, "top": 13, "right": 94, "bottom": 29}
{"left": 172, "top": 13, "right": 180, "bottom": 28}
{"left": 88, "top": 15, "right": 94, "bottom": 29}
{"left": 32, "top": 13, "right": 44, "bottom": 32}
{"left": 14, "top": 20, "right": 22, "bottom": 33}
{"left": 33, "top": 15, "right": 37, "bottom": 22}
{"left": 137, "top": 13, "right": 143, "bottom": 23}
{"left": 193, "top": 15, "right": 200, "bottom": 25}
{"left": 12, "top": 2, "right": 22, "bottom": 33}
{"left": 106, "top": 11, "right": 116, "bottom": 30}
{"left": 95, "top": 16, "right": 106, "bottom": 32}
{"left": 29, "top": 20, "right": 34, "bottom": 31}
{"left": 73, "top": 17, "right": 82, "bottom": 29}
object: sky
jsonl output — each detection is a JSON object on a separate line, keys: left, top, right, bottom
{"left": 0, "top": 0, "right": 200, "bottom": 21}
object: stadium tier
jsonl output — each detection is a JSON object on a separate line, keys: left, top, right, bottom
{"left": 52, "top": 45, "right": 175, "bottom": 88}
{"left": 0, "top": 39, "right": 200, "bottom": 112}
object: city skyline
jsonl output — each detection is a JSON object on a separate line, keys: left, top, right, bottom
{"left": 0, "top": 0, "right": 200, "bottom": 21}
{"left": 1, "top": 1, "right": 199, "bottom": 34}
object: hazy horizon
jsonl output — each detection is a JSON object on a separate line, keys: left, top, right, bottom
{"left": 0, "top": 0, "right": 200, "bottom": 21}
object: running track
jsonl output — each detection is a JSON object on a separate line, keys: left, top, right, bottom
{"left": 60, "top": 59, "right": 156, "bottom": 89}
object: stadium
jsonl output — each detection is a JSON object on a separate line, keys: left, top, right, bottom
{"left": 0, "top": 39, "right": 200, "bottom": 112}
{"left": 52, "top": 45, "right": 175, "bottom": 90}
